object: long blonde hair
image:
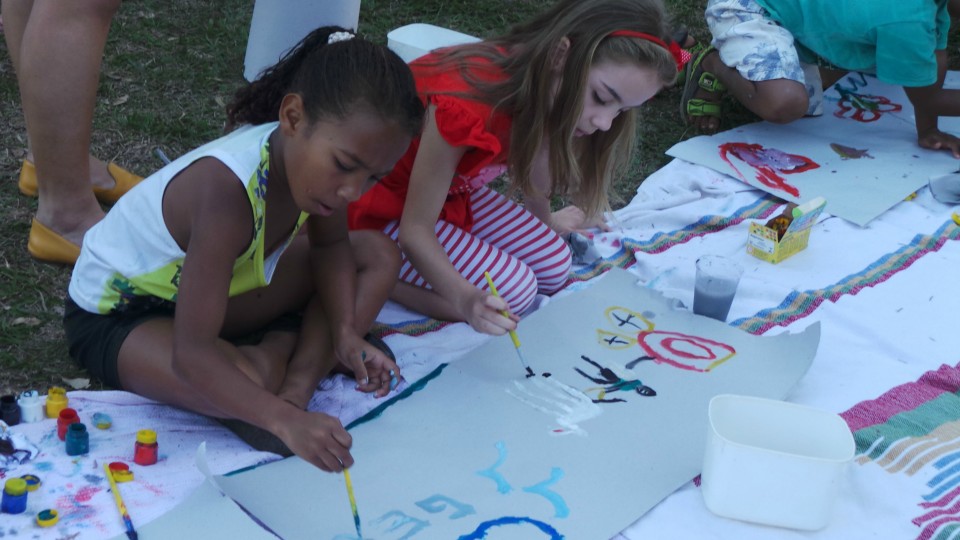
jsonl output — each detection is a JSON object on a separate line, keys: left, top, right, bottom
{"left": 422, "top": 0, "right": 677, "bottom": 219}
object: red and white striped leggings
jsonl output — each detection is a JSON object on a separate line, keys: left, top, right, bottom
{"left": 382, "top": 186, "right": 572, "bottom": 315}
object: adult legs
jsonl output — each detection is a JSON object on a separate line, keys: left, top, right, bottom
{"left": 4, "top": 0, "right": 121, "bottom": 253}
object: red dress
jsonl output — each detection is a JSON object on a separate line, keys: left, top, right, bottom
{"left": 347, "top": 52, "right": 513, "bottom": 232}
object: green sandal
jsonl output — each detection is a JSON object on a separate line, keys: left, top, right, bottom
{"left": 675, "top": 40, "right": 708, "bottom": 87}
{"left": 680, "top": 45, "right": 725, "bottom": 124}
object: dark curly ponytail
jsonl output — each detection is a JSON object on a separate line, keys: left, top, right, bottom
{"left": 225, "top": 26, "right": 423, "bottom": 137}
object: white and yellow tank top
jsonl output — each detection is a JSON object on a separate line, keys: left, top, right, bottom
{"left": 69, "top": 122, "right": 309, "bottom": 315}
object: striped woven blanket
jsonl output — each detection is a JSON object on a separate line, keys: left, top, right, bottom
{"left": 3, "top": 157, "right": 958, "bottom": 539}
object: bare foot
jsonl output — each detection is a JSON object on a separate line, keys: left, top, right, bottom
{"left": 34, "top": 204, "right": 104, "bottom": 247}
{"left": 88, "top": 156, "right": 120, "bottom": 191}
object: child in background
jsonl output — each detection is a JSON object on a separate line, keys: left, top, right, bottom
{"left": 64, "top": 27, "right": 424, "bottom": 472}
{"left": 349, "top": 0, "right": 685, "bottom": 336}
{"left": 682, "top": 0, "right": 960, "bottom": 159}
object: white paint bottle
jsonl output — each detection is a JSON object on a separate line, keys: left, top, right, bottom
{"left": 17, "top": 390, "right": 43, "bottom": 423}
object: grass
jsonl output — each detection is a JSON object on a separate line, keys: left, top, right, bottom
{"left": 0, "top": 1, "right": 955, "bottom": 395}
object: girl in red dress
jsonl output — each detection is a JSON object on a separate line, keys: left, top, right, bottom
{"left": 349, "top": 0, "right": 687, "bottom": 336}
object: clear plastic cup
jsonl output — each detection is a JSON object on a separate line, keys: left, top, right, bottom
{"left": 693, "top": 255, "right": 743, "bottom": 321}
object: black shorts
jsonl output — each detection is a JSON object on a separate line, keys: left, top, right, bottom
{"left": 63, "top": 295, "right": 303, "bottom": 389}
{"left": 63, "top": 295, "right": 175, "bottom": 389}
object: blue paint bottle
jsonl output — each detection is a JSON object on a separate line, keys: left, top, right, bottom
{"left": 1, "top": 478, "right": 28, "bottom": 514}
{"left": 65, "top": 422, "right": 90, "bottom": 456}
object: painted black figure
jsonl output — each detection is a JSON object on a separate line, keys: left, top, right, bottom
{"left": 575, "top": 355, "right": 656, "bottom": 403}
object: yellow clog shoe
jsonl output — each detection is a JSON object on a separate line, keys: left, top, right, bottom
{"left": 94, "top": 162, "right": 144, "bottom": 204}
{"left": 17, "top": 159, "right": 143, "bottom": 204}
{"left": 17, "top": 159, "right": 38, "bottom": 197}
{"left": 27, "top": 218, "right": 80, "bottom": 266}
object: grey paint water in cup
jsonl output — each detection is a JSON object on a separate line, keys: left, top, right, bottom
{"left": 693, "top": 255, "right": 743, "bottom": 321}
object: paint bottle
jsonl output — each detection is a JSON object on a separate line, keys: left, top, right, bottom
{"left": 65, "top": 423, "right": 89, "bottom": 456}
{"left": 57, "top": 408, "right": 79, "bottom": 441}
{"left": 1, "top": 478, "right": 27, "bottom": 515}
{"left": 19, "top": 475, "right": 41, "bottom": 492}
{"left": 109, "top": 461, "right": 135, "bottom": 482}
{"left": 36, "top": 508, "right": 60, "bottom": 527}
{"left": 17, "top": 390, "right": 43, "bottom": 423}
{"left": 45, "top": 386, "right": 68, "bottom": 418}
{"left": 0, "top": 394, "right": 20, "bottom": 426}
{"left": 92, "top": 412, "right": 112, "bottom": 429}
{"left": 134, "top": 429, "right": 158, "bottom": 466}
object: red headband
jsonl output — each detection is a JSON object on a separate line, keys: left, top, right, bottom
{"left": 608, "top": 30, "right": 691, "bottom": 72}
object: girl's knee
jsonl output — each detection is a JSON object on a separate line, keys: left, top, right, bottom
{"left": 351, "top": 230, "right": 402, "bottom": 273}
{"left": 754, "top": 80, "right": 809, "bottom": 123}
{"left": 532, "top": 241, "right": 572, "bottom": 296}
{"left": 501, "top": 264, "right": 538, "bottom": 315}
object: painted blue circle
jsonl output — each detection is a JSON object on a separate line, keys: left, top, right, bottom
{"left": 458, "top": 516, "right": 563, "bottom": 539}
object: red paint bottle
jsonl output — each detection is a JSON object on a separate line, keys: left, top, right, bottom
{"left": 134, "top": 429, "right": 158, "bottom": 466}
{"left": 56, "top": 408, "right": 79, "bottom": 441}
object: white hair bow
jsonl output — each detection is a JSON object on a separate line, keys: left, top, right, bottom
{"left": 327, "top": 31, "right": 354, "bottom": 44}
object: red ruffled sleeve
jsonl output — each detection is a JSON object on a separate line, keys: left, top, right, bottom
{"left": 429, "top": 94, "right": 508, "bottom": 180}
{"left": 347, "top": 53, "right": 512, "bottom": 233}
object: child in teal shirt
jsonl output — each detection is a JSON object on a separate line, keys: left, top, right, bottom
{"left": 682, "top": 0, "right": 960, "bottom": 159}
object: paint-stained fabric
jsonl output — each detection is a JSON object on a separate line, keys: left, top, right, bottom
{"left": 68, "top": 122, "right": 309, "bottom": 315}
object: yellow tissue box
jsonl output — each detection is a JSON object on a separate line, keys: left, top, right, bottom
{"left": 747, "top": 197, "right": 826, "bottom": 264}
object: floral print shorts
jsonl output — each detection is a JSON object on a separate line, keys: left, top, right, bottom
{"left": 705, "top": 0, "right": 825, "bottom": 116}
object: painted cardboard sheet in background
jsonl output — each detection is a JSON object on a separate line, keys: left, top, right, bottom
{"left": 212, "top": 269, "right": 819, "bottom": 539}
{"left": 667, "top": 73, "right": 960, "bottom": 227}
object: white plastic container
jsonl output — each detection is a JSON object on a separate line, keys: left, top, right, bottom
{"left": 701, "top": 394, "right": 855, "bottom": 531}
{"left": 387, "top": 23, "right": 480, "bottom": 63}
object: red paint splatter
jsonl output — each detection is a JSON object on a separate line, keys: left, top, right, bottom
{"left": 610, "top": 239, "right": 621, "bottom": 248}
{"left": 74, "top": 485, "right": 101, "bottom": 502}
{"left": 719, "top": 142, "right": 819, "bottom": 198}
{"left": 137, "top": 480, "right": 167, "bottom": 497}
{"left": 831, "top": 73, "right": 903, "bottom": 122}
{"left": 834, "top": 93, "right": 902, "bottom": 123}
